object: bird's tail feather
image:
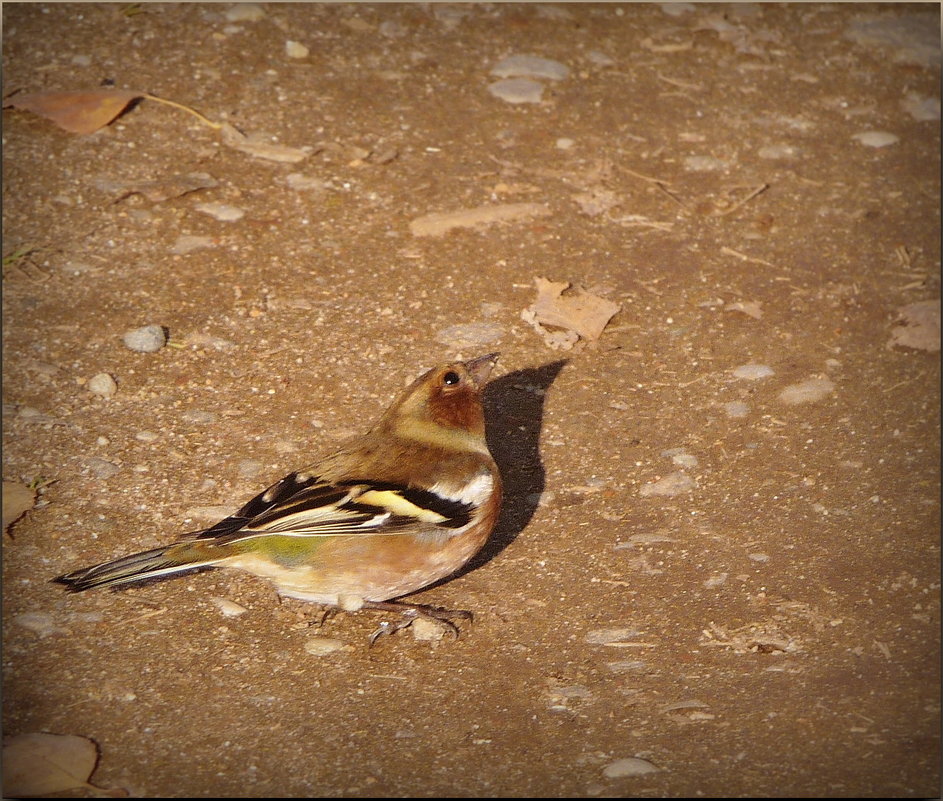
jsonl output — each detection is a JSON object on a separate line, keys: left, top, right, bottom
{"left": 53, "top": 544, "right": 218, "bottom": 592}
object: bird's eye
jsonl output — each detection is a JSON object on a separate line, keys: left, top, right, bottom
{"left": 442, "top": 370, "right": 461, "bottom": 386}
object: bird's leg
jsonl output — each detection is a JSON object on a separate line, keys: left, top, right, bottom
{"left": 361, "top": 600, "right": 473, "bottom": 645}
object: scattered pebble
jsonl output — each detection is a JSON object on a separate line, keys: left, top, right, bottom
{"left": 13, "top": 612, "right": 68, "bottom": 638}
{"left": 224, "top": 3, "right": 265, "bottom": 22}
{"left": 171, "top": 235, "right": 215, "bottom": 255}
{"left": 852, "top": 130, "right": 899, "bottom": 148}
{"left": 585, "top": 627, "right": 641, "bottom": 645}
{"left": 237, "top": 460, "right": 264, "bottom": 480}
{"left": 487, "top": 78, "right": 544, "bottom": 104}
{"left": 181, "top": 410, "right": 218, "bottom": 425}
{"left": 556, "top": 137, "right": 575, "bottom": 150}
{"left": 684, "top": 155, "right": 729, "bottom": 172}
{"left": 195, "top": 202, "right": 246, "bottom": 222}
{"left": 723, "top": 401, "right": 750, "bottom": 418}
{"left": 603, "top": 757, "right": 660, "bottom": 778}
{"left": 704, "top": 573, "right": 728, "bottom": 588}
{"left": 82, "top": 457, "right": 121, "bottom": 479}
{"left": 435, "top": 322, "right": 503, "bottom": 349}
{"left": 303, "top": 637, "right": 352, "bottom": 656}
{"left": 490, "top": 54, "right": 569, "bottom": 81}
{"left": 123, "top": 324, "right": 167, "bottom": 353}
{"left": 210, "top": 597, "right": 249, "bottom": 617}
{"left": 285, "top": 173, "right": 327, "bottom": 192}
{"left": 732, "top": 363, "right": 774, "bottom": 380}
{"left": 285, "top": 40, "right": 309, "bottom": 59}
{"left": 758, "top": 144, "right": 799, "bottom": 160}
{"left": 134, "top": 431, "right": 160, "bottom": 443}
{"left": 639, "top": 471, "right": 695, "bottom": 497}
{"left": 778, "top": 377, "right": 835, "bottom": 405}
{"left": 748, "top": 552, "right": 770, "bottom": 562}
{"left": 410, "top": 617, "right": 448, "bottom": 642}
{"left": 410, "top": 202, "right": 551, "bottom": 237}
{"left": 87, "top": 373, "right": 117, "bottom": 398}
{"left": 585, "top": 50, "right": 615, "bottom": 67}
{"left": 186, "top": 505, "right": 235, "bottom": 523}
{"left": 901, "top": 92, "right": 940, "bottom": 121}
{"left": 605, "top": 660, "right": 647, "bottom": 673}
{"left": 662, "top": 448, "right": 698, "bottom": 469}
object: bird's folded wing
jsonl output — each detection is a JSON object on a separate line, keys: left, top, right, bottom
{"left": 193, "top": 473, "right": 475, "bottom": 544}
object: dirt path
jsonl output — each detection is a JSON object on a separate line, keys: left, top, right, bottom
{"left": 2, "top": 3, "right": 939, "bottom": 796}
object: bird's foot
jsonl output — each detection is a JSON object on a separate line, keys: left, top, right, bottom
{"left": 362, "top": 600, "right": 473, "bottom": 645}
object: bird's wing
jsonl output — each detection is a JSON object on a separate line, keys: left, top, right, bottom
{"left": 191, "top": 472, "right": 475, "bottom": 545}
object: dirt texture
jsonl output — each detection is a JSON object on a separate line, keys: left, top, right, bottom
{"left": 2, "top": 3, "right": 940, "bottom": 797}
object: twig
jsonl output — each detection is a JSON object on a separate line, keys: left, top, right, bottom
{"left": 714, "top": 183, "right": 769, "bottom": 217}
{"left": 720, "top": 246, "right": 774, "bottom": 268}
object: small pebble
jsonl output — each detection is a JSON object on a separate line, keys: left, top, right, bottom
{"left": 123, "top": 324, "right": 167, "bottom": 353}
{"left": 181, "top": 410, "right": 218, "bottom": 425}
{"left": 224, "top": 3, "right": 265, "bottom": 22}
{"left": 585, "top": 627, "right": 641, "bottom": 645}
{"left": 210, "top": 597, "right": 249, "bottom": 617}
{"left": 435, "top": 322, "right": 503, "bottom": 349}
{"left": 304, "top": 637, "right": 352, "bottom": 656}
{"left": 135, "top": 431, "right": 160, "bottom": 443}
{"left": 13, "top": 612, "right": 68, "bottom": 638}
{"left": 195, "top": 202, "right": 246, "bottom": 222}
{"left": 87, "top": 373, "right": 117, "bottom": 398}
{"left": 556, "top": 137, "right": 575, "bottom": 150}
{"left": 852, "top": 130, "right": 899, "bottom": 148}
{"left": 602, "top": 757, "right": 660, "bottom": 778}
{"left": 778, "top": 377, "right": 835, "bottom": 405}
{"left": 487, "top": 78, "right": 544, "bottom": 104}
{"left": 171, "top": 235, "right": 215, "bottom": 255}
{"left": 723, "top": 401, "right": 750, "bottom": 418}
{"left": 410, "top": 617, "right": 448, "bottom": 642}
{"left": 490, "top": 54, "right": 570, "bottom": 81}
{"left": 732, "top": 363, "right": 774, "bottom": 380}
{"left": 639, "top": 471, "right": 695, "bottom": 497}
{"left": 285, "top": 40, "right": 309, "bottom": 59}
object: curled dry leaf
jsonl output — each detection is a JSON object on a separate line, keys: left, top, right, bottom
{"left": 3, "top": 481, "right": 36, "bottom": 533}
{"left": 2, "top": 732, "right": 115, "bottom": 797}
{"left": 5, "top": 89, "right": 142, "bottom": 134}
{"left": 521, "top": 276, "right": 621, "bottom": 350}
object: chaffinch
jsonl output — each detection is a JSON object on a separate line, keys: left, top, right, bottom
{"left": 55, "top": 353, "right": 502, "bottom": 641}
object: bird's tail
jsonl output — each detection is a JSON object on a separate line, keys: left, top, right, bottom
{"left": 53, "top": 542, "right": 219, "bottom": 592}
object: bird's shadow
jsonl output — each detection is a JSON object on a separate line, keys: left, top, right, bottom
{"left": 446, "top": 359, "right": 567, "bottom": 582}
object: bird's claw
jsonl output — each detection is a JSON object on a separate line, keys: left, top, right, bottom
{"left": 363, "top": 601, "right": 472, "bottom": 646}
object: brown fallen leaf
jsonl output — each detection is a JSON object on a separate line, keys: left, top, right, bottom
{"left": 5, "top": 89, "right": 141, "bottom": 134}
{"left": 2, "top": 481, "right": 35, "bottom": 533}
{"left": 5, "top": 89, "right": 221, "bottom": 135}
{"left": 2, "top": 732, "right": 126, "bottom": 797}
{"left": 521, "top": 276, "right": 621, "bottom": 349}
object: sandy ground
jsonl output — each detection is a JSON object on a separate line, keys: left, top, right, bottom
{"left": 2, "top": 3, "right": 940, "bottom": 797}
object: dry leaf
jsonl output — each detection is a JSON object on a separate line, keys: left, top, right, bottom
{"left": 888, "top": 299, "right": 940, "bottom": 351}
{"left": 3, "top": 481, "right": 35, "bottom": 533}
{"left": 521, "top": 277, "right": 621, "bottom": 349}
{"left": 5, "top": 89, "right": 221, "bottom": 135}
{"left": 6, "top": 90, "right": 141, "bottom": 134}
{"left": 2, "top": 733, "right": 99, "bottom": 796}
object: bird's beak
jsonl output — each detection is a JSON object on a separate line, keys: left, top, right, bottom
{"left": 464, "top": 352, "right": 499, "bottom": 386}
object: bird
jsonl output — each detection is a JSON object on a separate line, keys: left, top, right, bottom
{"left": 54, "top": 353, "right": 502, "bottom": 642}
